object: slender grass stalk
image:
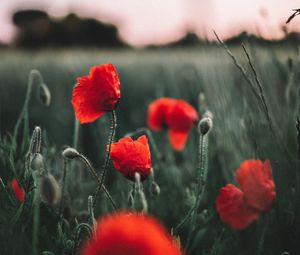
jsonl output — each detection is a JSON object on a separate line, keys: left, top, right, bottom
{"left": 94, "top": 111, "right": 116, "bottom": 208}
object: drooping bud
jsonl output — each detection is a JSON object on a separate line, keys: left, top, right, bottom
{"left": 38, "top": 83, "right": 51, "bottom": 107}
{"left": 198, "top": 117, "right": 213, "bottom": 135}
{"left": 62, "top": 147, "right": 80, "bottom": 159}
{"left": 40, "top": 173, "right": 61, "bottom": 206}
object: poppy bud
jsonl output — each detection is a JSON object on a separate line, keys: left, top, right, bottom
{"left": 62, "top": 147, "right": 80, "bottom": 159}
{"left": 198, "top": 117, "right": 213, "bottom": 135}
{"left": 30, "top": 153, "right": 45, "bottom": 173}
{"left": 40, "top": 174, "right": 61, "bottom": 206}
{"left": 38, "top": 83, "right": 51, "bottom": 107}
{"left": 151, "top": 181, "right": 160, "bottom": 196}
{"left": 134, "top": 191, "right": 148, "bottom": 212}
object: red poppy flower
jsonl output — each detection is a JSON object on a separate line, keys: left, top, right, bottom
{"left": 236, "top": 160, "right": 276, "bottom": 212}
{"left": 9, "top": 178, "right": 25, "bottom": 202}
{"left": 82, "top": 212, "right": 183, "bottom": 255}
{"left": 216, "top": 184, "right": 259, "bottom": 230}
{"left": 72, "top": 63, "right": 121, "bottom": 124}
{"left": 147, "top": 98, "right": 176, "bottom": 131}
{"left": 147, "top": 98, "right": 198, "bottom": 151}
{"left": 216, "top": 159, "right": 276, "bottom": 230}
{"left": 110, "top": 135, "right": 151, "bottom": 181}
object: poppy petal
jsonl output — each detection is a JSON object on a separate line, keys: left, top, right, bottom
{"left": 216, "top": 184, "right": 260, "bottom": 230}
{"left": 169, "top": 130, "right": 189, "bottom": 151}
{"left": 236, "top": 159, "right": 276, "bottom": 212}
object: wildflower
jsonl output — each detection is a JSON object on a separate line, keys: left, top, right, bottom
{"left": 72, "top": 63, "right": 121, "bottom": 124}
{"left": 147, "top": 98, "right": 198, "bottom": 151}
{"left": 82, "top": 212, "right": 183, "bottom": 255}
{"left": 216, "top": 159, "right": 276, "bottom": 230}
{"left": 110, "top": 135, "right": 151, "bottom": 181}
{"left": 9, "top": 178, "right": 25, "bottom": 202}
{"left": 147, "top": 98, "right": 176, "bottom": 131}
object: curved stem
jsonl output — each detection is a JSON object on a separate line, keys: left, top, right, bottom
{"left": 94, "top": 111, "right": 116, "bottom": 208}
{"left": 79, "top": 154, "right": 117, "bottom": 210}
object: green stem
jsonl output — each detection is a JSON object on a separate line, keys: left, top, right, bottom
{"left": 32, "top": 172, "right": 40, "bottom": 255}
{"left": 59, "top": 158, "right": 68, "bottom": 217}
{"left": 94, "top": 111, "right": 116, "bottom": 208}
{"left": 73, "top": 119, "right": 80, "bottom": 149}
{"left": 13, "top": 70, "right": 40, "bottom": 148}
{"left": 257, "top": 215, "right": 269, "bottom": 255}
{"left": 79, "top": 154, "right": 117, "bottom": 210}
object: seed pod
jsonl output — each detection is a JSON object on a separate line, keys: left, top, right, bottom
{"left": 40, "top": 174, "right": 61, "bottom": 206}
{"left": 30, "top": 153, "right": 45, "bottom": 173}
{"left": 38, "top": 83, "right": 51, "bottom": 107}
{"left": 62, "top": 147, "right": 80, "bottom": 159}
{"left": 198, "top": 117, "right": 213, "bottom": 135}
{"left": 151, "top": 181, "right": 160, "bottom": 196}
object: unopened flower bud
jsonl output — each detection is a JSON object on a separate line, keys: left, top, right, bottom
{"left": 40, "top": 174, "right": 61, "bottom": 205}
{"left": 134, "top": 191, "right": 148, "bottom": 212}
{"left": 39, "top": 83, "right": 51, "bottom": 107}
{"left": 62, "top": 147, "right": 80, "bottom": 159}
{"left": 198, "top": 117, "right": 213, "bottom": 135}
{"left": 30, "top": 153, "right": 45, "bottom": 173}
{"left": 151, "top": 181, "right": 160, "bottom": 196}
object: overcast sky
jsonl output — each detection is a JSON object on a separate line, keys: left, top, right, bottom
{"left": 0, "top": 0, "right": 299, "bottom": 46}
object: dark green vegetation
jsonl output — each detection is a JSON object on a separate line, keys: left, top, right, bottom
{"left": 1, "top": 42, "right": 300, "bottom": 255}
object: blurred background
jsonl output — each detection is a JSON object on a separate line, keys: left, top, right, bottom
{"left": 2, "top": 2, "right": 300, "bottom": 254}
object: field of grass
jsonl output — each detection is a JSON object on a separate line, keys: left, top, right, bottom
{"left": 1, "top": 41, "right": 300, "bottom": 255}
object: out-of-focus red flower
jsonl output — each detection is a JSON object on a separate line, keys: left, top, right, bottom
{"left": 236, "top": 160, "right": 275, "bottom": 212}
{"left": 147, "top": 98, "right": 198, "bottom": 151}
{"left": 82, "top": 212, "right": 183, "bottom": 255}
{"left": 216, "top": 159, "right": 276, "bottom": 230}
{"left": 147, "top": 98, "right": 176, "bottom": 131}
{"left": 9, "top": 178, "right": 25, "bottom": 202}
{"left": 72, "top": 63, "right": 120, "bottom": 124}
{"left": 110, "top": 135, "right": 151, "bottom": 181}
{"left": 216, "top": 184, "right": 259, "bottom": 230}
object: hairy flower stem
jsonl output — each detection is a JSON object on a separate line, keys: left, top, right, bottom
{"left": 32, "top": 171, "right": 41, "bottom": 255}
{"left": 78, "top": 154, "right": 117, "bottom": 210}
{"left": 94, "top": 110, "right": 117, "bottom": 208}
{"left": 185, "top": 134, "right": 209, "bottom": 250}
{"left": 132, "top": 173, "right": 148, "bottom": 212}
{"left": 58, "top": 158, "right": 68, "bottom": 218}
{"left": 88, "top": 196, "right": 96, "bottom": 227}
{"left": 73, "top": 119, "right": 80, "bottom": 149}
